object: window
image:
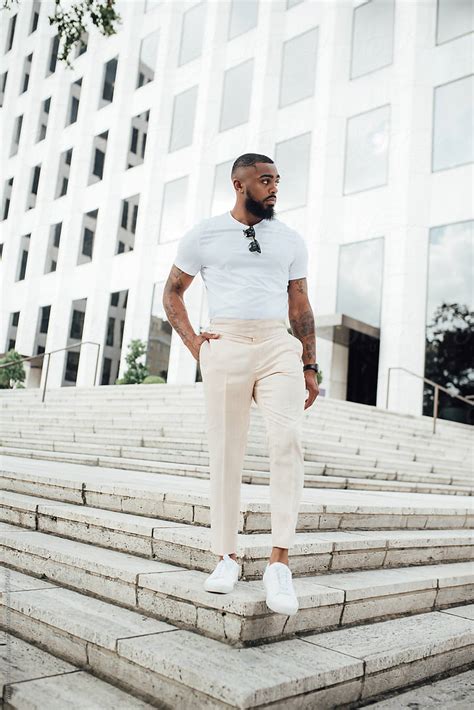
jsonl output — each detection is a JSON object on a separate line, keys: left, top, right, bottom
{"left": 47, "top": 35, "right": 59, "bottom": 76}
{"left": 89, "top": 131, "right": 108, "bottom": 183}
{"left": 343, "top": 104, "right": 390, "bottom": 194}
{"left": 10, "top": 115, "right": 23, "bottom": 156}
{"left": 0, "top": 71, "right": 7, "bottom": 107}
{"left": 45, "top": 222, "right": 62, "bottom": 273}
{"left": 64, "top": 298, "right": 87, "bottom": 384}
{"left": 2, "top": 178, "right": 13, "bottom": 220}
{"left": 137, "top": 31, "right": 159, "bottom": 87}
{"left": 228, "top": 0, "right": 258, "bottom": 40}
{"left": 56, "top": 149, "right": 73, "bottom": 198}
{"left": 179, "top": 2, "right": 205, "bottom": 65}
{"left": 436, "top": 0, "right": 474, "bottom": 45}
{"left": 17, "top": 234, "right": 31, "bottom": 281}
{"left": 5, "top": 14, "right": 17, "bottom": 53}
{"left": 99, "top": 57, "right": 118, "bottom": 107}
{"left": 101, "top": 289, "right": 128, "bottom": 385}
{"left": 424, "top": 220, "right": 473, "bottom": 424}
{"left": 350, "top": 0, "right": 395, "bottom": 79}
{"left": 20, "top": 53, "right": 33, "bottom": 94}
{"left": 39, "top": 305, "right": 51, "bottom": 334}
{"left": 210, "top": 160, "right": 234, "bottom": 216}
{"left": 432, "top": 75, "right": 473, "bottom": 172}
{"left": 127, "top": 111, "right": 149, "bottom": 168}
{"left": 146, "top": 282, "right": 172, "bottom": 382}
{"left": 336, "top": 237, "right": 384, "bottom": 328}
{"left": 169, "top": 86, "right": 198, "bottom": 151}
{"left": 78, "top": 209, "right": 98, "bottom": 264}
{"left": 279, "top": 27, "right": 318, "bottom": 108}
{"left": 220, "top": 59, "right": 253, "bottom": 131}
{"left": 274, "top": 132, "right": 311, "bottom": 211}
{"left": 159, "top": 176, "right": 188, "bottom": 243}
{"left": 116, "top": 194, "right": 140, "bottom": 253}
{"left": 74, "top": 31, "right": 88, "bottom": 57}
{"left": 27, "top": 166, "right": 41, "bottom": 210}
{"left": 37, "top": 97, "right": 51, "bottom": 142}
{"left": 67, "top": 78, "right": 82, "bottom": 125}
{"left": 29, "top": 1, "right": 40, "bottom": 34}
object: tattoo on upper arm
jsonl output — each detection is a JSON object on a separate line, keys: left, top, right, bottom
{"left": 164, "top": 265, "right": 187, "bottom": 295}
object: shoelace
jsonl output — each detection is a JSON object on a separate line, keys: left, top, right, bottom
{"left": 276, "top": 566, "right": 293, "bottom": 595}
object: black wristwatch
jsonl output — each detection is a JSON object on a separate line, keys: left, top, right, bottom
{"left": 303, "top": 363, "right": 320, "bottom": 373}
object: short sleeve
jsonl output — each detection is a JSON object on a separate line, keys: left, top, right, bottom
{"left": 288, "top": 232, "right": 308, "bottom": 280}
{"left": 173, "top": 223, "right": 202, "bottom": 276}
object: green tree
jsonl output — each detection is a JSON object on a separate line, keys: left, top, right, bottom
{"left": 0, "top": 350, "right": 26, "bottom": 389}
{"left": 2, "top": 0, "right": 121, "bottom": 68}
{"left": 423, "top": 302, "right": 473, "bottom": 424}
{"left": 116, "top": 339, "right": 149, "bottom": 385}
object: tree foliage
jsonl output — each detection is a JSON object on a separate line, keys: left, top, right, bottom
{"left": 1, "top": 0, "right": 121, "bottom": 68}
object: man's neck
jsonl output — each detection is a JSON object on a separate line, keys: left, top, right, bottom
{"left": 230, "top": 207, "right": 264, "bottom": 227}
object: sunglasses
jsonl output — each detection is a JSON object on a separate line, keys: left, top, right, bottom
{"left": 243, "top": 225, "right": 261, "bottom": 253}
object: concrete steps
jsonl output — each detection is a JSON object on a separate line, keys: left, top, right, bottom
{"left": 1, "top": 446, "right": 471, "bottom": 496}
{"left": 1, "top": 458, "right": 472, "bottom": 532}
{"left": 1, "top": 563, "right": 472, "bottom": 708}
{"left": 0, "top": 385, "right": 472, "bottom": 706}
{"left": 0, "top": 626, "right": 152, "bottom": 708}
{"left": 0, "top": 519, "right": 472, "bottom": 647}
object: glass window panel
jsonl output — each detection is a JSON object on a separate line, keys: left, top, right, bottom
{"left": 210, "top": 160, "right": 234, "bottom": 216}
{"left": 350, "top": 0, "right": 395, "bottom": 79}
{"left": 228, "top": 0, "right": 259, "bottom": 40}
{"left": 274, "top": 132, "right": 311, "bottom": 211}
{"left": 169, "top": 86, "right": 198, "bottom": 152}
{"left": 432, "top": 75, "right": 473, "bottom": 172}
{"left": 99, "top": 57, "right": 118, "bottom": 107}
{"left": 146, "top": 281, "right": 171, "bottom": 382}
{"left": 116, "top": 194, "right": 140, "bottom": 253}
{"left": 336, "top": 237, "right": 384, "bottom": 328}
{"left": 89, "top": 131, "right": 108, "bottom": 184}
{"left": 279, "top": 27, "right": 318, "bottom": 108}
{"left": 344, "top": 104, "right": 390, "bottom": 194}
{"left": 159, "top": 176, "right": 188, "bottom": 243}
{"left": 179, "top": 2, "right": 205, "bottom": 66}
{"left": 137, "top": 31, "right": 159, "bottom": 87}
{"left": 424, "top": 220, "right": 473, "bottom": 423}
{"left": 220, "top": 59, "right": 253, "bottom": 132}
{"left": 127, "top": 111, "right": 149, "bottom": 168}
{"left": 436, "top": 0, "right": 474, "bottom": 44}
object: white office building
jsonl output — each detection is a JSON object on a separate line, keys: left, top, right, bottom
{"left": 1, "top": 0, "right": 472, "bottom": 424}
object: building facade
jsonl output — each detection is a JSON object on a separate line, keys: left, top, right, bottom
{"left": 1, "top": 0, "right": 472, "bottom": 423}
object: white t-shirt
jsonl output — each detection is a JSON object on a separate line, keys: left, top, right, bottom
{"left": 173, "top": 211, "right": 308, "bottom": 320}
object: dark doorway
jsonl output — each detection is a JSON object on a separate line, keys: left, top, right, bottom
{"left": 346, "top": 330, "right": 379, "bottom": 405}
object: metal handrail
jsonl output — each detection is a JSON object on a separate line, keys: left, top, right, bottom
{"left": 386, "top": 366, "right": 473, "bottom": 434}
{"left": 0, "top": 341, "right": 101, "bottom": 403}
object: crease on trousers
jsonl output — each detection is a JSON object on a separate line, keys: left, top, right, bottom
{"left": 198, "top": 317, "right": 307, "bottom": 557}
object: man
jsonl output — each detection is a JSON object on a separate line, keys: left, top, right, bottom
{"left": 162, "top": 153, "right": 319, "bottom": 616}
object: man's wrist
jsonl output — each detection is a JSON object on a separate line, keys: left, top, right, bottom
{"left": 303, "top": 363, "right": 320, "bottom": 374}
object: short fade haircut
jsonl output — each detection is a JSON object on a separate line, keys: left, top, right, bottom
{"left": 231, "top": 153, "right": 274, "bottom": 178}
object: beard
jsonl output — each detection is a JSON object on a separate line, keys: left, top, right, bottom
{"left": 245, "top": 189, "right": 275, "bottom": 220}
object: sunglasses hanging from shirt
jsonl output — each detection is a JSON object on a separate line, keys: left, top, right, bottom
{"left": 243, "top": 225, "right": 261, "bottom": 253}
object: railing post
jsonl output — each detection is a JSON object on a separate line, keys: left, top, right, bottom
{"left": 385, "top": 367, "right": 391, "bottom": 409}
{"left": 433, "top": 385, "right": 439, "bottom": 434}
{"left": 42, "top": 352, "right": 51, "bottom": 403}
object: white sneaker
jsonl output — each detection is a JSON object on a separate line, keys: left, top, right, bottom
{"left": 263, "top": 562, "right": 299, "bottom": 615}
{"left": 204, "top": 554, "right": 240, "bottom": 593}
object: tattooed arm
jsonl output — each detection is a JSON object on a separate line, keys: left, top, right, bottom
{"left": 288, "top": 277, "right": 319, "bottom": 408}
{"left": 162, "top": 265, "right": 219, "bottom": 361}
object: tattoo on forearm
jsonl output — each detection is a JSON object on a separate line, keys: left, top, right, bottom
{"left": 162, "top": 266, "right": 195, "bottom": 344}
{"left": 289, "top": 309, "right": 316, "bottom": 363}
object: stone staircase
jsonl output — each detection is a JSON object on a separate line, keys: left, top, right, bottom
{"left": 0, "top": 384, "right": 472, "bottom": 708}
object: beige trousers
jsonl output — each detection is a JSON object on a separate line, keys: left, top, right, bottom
{"left": 199, "top": 317, "right": 306, "bottom": 556}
